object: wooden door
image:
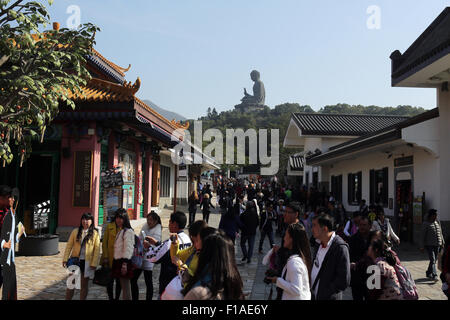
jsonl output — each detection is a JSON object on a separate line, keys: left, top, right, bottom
{"left": 151, "top": 160, "right": 160, "bottom": 207}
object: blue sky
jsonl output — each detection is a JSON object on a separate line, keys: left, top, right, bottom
{"left": 44, "top": 0, "right": 448, "bottom": 119}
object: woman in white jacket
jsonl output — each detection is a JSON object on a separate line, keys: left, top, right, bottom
{"left": 267, "top": 223, "right": 312, "bottom": 300}
{"left": 112, "top": 209, "right": 135, "bottom": 300}
{"left": 131, "top": 210, "right": 162, "bottom": 300}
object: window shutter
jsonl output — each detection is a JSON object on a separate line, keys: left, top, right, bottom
{"left": 370, "top": 169, "right": 375, "bottom": 204}
{"left": 348, "top": 173, "right": 353, "bottom": 204}
{"left": 338, "top": 175, "right": 343, "bottom": 203}
{"left": 382, "top": 167, "right": 389, "bottom": 207}
{"left": 357, "top": 171, "right": 362, "bottom": 203}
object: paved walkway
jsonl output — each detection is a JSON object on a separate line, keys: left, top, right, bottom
{"left": 1, "top": 200, "right": 447, "bottom": 300}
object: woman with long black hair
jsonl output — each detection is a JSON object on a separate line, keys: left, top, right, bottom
{"left": 266, "top": 223, "right": 312, "bottom": 300}
{"left": 131, "top": 210, "right": 162, "bottom": 300}
{"left": 111, "top": 209, "right": 135, "bottom": 300}
{"left": 63, "top": 213, "right": 101, "bottom": 300}
{"left": 182, "top": 230, "right": 244, "bottom": 300}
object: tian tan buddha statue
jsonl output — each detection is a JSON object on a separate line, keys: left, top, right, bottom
{"left": 235, "top": 70, "right": 266, "bottom": 111}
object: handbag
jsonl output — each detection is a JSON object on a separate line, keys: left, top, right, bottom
{"left": 93, "top": 266, "right": 112, "bottom": 287}
{"left": 67, "top": 257, "right": 80, "bottom": 267}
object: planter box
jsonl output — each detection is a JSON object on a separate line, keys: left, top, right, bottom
{"left": 18, "top": 235, "right": 59, "bottom": 256}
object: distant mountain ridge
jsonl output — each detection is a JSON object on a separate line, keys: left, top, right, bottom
{"left": 142, "top": 99, "right": 187, "bottom": 122}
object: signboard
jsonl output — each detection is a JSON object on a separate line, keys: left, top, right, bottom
{"left": 394, "top": 156, "right": 413, "bottom": 167}
{"left": 178, "top": 163, "right": 187, "bottom": 177}
{"left": 137, "top": 170, "right": 143, "bottom": 205}
{"left": 33, "top": 200, "right": 50, "bottom": 230}
{"left": 73, "top": 151, "right": 93, "bottom": 207}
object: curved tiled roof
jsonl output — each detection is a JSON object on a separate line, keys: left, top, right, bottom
{"left": 91, "top": 48, "right": 131, "bottom": 77}
{"left": 67, "top": 77, "right": 183, "bottom": 131}
{"left": 391, "top": 7, "right": 450, "bottom": 82}
{"left": 292, "top": 113, "right": 409, "bottom": 136}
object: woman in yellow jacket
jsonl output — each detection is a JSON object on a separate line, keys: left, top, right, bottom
{"left": 62, "top": 213, "right": 100, "bottom": 300}
{"left": 170, "top": 221, "right": 216, "bottom": 288}
{"left": 101, "top": 210, "right": 122, "bottom": 300}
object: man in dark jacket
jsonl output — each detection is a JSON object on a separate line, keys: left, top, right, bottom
{"left": 258, "top": 202, "right": 276, "bottom": 253}
{"left": 0, "top": 186, "right": 25, "bottom": 300}
{"left": 348, "top": 215, "right": 371, "bottom": 300}
{"left": 0, "top": 185, "right": 13, "bottom": 292}
{"left": 239, "top": 201, "right": 259, "bottom": 264}
{"left": 310, "top": 213, "right": 350, "bottom": 300}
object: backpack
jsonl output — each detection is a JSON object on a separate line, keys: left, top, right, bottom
{"left": 131, "top": 234, "right": 144, "bottom": 269}
{"left": 393, "top": 262, "right": 418, "bottom": 300}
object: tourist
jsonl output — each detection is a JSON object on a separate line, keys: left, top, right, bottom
{"left": 420, "top": 209, "right": 445, "bottom": 280}
{"left": 200, "top": 193, "right": 215, "bottom": 224}
{"left": 239, "top": 200, "right": 259, "bottom": 264}
{"left": 367, "top": 205, "right": 377, "bottom": 223}
{"left": 348, "top": 215, "right": 372, "bottom": 300}
{"left": 310, "top": 214, "right": 350, "bottom": 300}
{"left": 145, "top": 211, "right": 191, "bottom": 298}
{"left": 101, "top": 208, "right": 122, "bottom": 300}
{"left": 343, "top": 212, "right": 361, "bottom": 240}
{"left": 0, "top": 185, "right": 13, "bottom": 292}
{"left": 62, "top": 213, "right": 100, "bottom": 300}
{"left": 266, "top": 223, "right": 312, "bottom": 300}
{"left": 359, "top": 199, "right": 368, "bottom": 216}
{"left": 258, "top": 202, "right": 276, "bottom": 254}
{"left": 111, "top": 209, "right": 135, "bottom": 300}
{"left": 275, "top": 199, "right": 285, "bottom": 236}
{"left": 183, "top": 230, "right": 244, "bottom": 300}
{"left": 188, "top": 191, "right": 199, "bottom": 227}
{"left": 219, "top": 195, "right": 244, "bottom": 244}
{"left": 366, "top": 238, "right": 403, "bottom": 300}
{"left": 0, "top": 187, "right": 26, "bottom": 300}
{"left": 131, "top": 211, "right": 162, "bottom": 300}
{"left": 372, "top": 207, "right": 400, "bottom": 246}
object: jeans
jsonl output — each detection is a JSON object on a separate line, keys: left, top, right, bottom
{"left": 131, "top": 269, "right": 154, "bottom": 300}
{"left": 189, "top": 209, "right": 196, "bottom": 226}
{"left": 240, "top": 234, "right": 256, "bottom": 261}
{"left": 425, "top": 246, "right": 439, "bottom": 276}
{"left": 259, "top": 229, "right": 274, "bottom": 251}
{"left": 203, "top": 211, "right": 210, "bottom": 224}
{"left": 106, "top": 277, "right": 122, "bottom": 300}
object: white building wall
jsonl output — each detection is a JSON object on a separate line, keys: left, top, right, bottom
{"left": 329, "top": 151, "right": 397, "bottom": 216}
{"left": 413, "top": 148, "right": 440, "bottom": 214}
{"left": 326, "top": 145, "right": 440, "bottom": 221}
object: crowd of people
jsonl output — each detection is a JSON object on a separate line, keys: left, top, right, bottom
{"left": 0, "top": 181, "right": 448, "bottom": 300}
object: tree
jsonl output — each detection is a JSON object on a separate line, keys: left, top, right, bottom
{"left": 211, "top": 107, "right": 218, "bottom": 119}
{"left": 206, "top": 107, "right": 212, "bottom": 119}
{"left": 0, "top": 0, "right": 99, "bottom": 166}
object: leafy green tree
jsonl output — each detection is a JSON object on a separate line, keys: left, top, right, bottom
{"left": 0, "top": 0, "right": 99, "bottom": 166}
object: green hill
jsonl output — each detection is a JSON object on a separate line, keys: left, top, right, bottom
{"left": 187, "top": 103, "right": 427, "bottom": 177}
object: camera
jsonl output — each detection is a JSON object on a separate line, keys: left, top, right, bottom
{"left": 263, "top": 268, "right": 278, "bottom": 284}
{"left": 170, "top": 234, "right": 177, "bottom": 242}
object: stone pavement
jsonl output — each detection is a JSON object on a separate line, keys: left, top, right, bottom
{"left": 1, "top": 199, "right": 447, "bottom": 300}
